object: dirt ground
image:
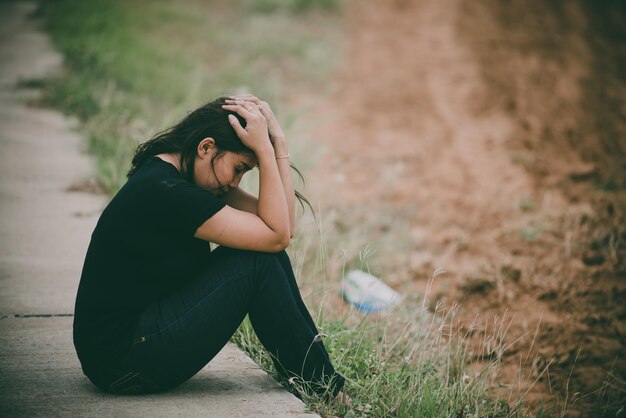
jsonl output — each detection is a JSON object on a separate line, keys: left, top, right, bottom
{"left": 302, "top": 0, "right": 626, "bottom": 415}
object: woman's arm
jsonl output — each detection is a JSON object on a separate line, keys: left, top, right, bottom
{"left": 252, "top": 145, "right": 290, "bottom": 240}
{"left": 194, "top": 102, "right": 290, "bottom": 252}
{"left": 225, "top": 95, "right": 296, "bottom": 237}
{"left": 221, "top": 187, "right": 258, "bottom": 215}
{"left": 272, "top": 138, "right": 296, "bottom": 238}
{"left": 220, "top": 140, "right": 295, "bottom": 237}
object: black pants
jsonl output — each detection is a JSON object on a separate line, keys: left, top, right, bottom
{"left": 88, "top": 247, "right": 344, "bottom": 398}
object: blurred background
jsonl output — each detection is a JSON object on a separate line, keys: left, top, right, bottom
{"left": 17, "top": 0, "right": 626, "bottom": 415}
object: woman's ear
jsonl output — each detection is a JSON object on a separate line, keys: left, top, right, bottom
{"left": 198, "top": 137, "right": 216, "bottom": 157}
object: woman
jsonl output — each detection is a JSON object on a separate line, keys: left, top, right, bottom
{"left": 72, "top": 95, "right": 350, "bottom": 406}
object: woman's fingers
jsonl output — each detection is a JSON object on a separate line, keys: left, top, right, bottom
{"left": 223, "top": 98, "right": 272, "bottom": 132}
{"left": 221, "top": 101, "right": 270, "bottom": 153}
{"left": 228, "top": 94, "right": 261, "bottom": 104}
{"left": 226, "top": 98, "right": 270, "bottom": 119}
{"left": 226, "top": 96, "right": 285, "bottom": 143}
{"left": 227, "top": 113, "right": 246, "bottom": 137}
{"left": 226, "top": 96, "right": 267, "bottom": 112}
{"left": 224, "top": 99, "right": 260, "bottom": 111}
{"left": 221, "top": 102, "right": 258, "bottom": 120}
{"left": 224, "top": 99, "right": 259, "bottom": 112}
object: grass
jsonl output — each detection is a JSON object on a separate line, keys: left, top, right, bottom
{"left": 33, "top": 0, "right": 343, "bottom": 194}
{"left": 232, "top": 255, "right": 529, "bottom": 417}
{"left": 229, "top": 208, "right": 540, "bottom": 417}
{"left": 33, "top": 0, "right": 536, "bottom": 416}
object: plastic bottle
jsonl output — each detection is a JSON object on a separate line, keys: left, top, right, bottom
{"left": 341, "top": 270, "right": 403, "bottom": 313}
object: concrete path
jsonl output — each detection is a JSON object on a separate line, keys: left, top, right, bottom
{"left": 0, "top": 3, "right": 318, "bottom": 417}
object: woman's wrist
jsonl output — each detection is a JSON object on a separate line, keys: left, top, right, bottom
{"left": 255, "top": 144, "right": 276, "bottom": 160}
{"left": 272, "top": 138, "right": 288, "bottom": 157}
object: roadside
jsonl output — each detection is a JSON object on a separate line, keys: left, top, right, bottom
{"left": 0, "top": 2, "right": 317, "bottom": 417}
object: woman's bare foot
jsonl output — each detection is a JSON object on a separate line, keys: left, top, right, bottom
{"left": 333, "top": 390, "right": 353, "bottom": 408}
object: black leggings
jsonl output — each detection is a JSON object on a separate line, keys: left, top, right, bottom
{"left": 89, "top": 247, "right": 344, "bottom": 398}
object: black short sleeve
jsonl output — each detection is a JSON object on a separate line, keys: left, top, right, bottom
{"left": 73, "top": 156, "right": 227, "bottom": 368}
{"left": 153, "top": 177, "right": 226, "bottom": 237}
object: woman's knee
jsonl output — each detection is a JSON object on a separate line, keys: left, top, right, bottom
{"left": 211, "top": 247, "right": 284, "bottom": 278}
{"left": 254, "top": 250, "right": 284, "bottom": 271}
{"left": 260, "top": 250, "right": 292, "bottom": 275}
{"left": 252, "top": 252, "right": 296, "bottom": 292}
{"left": 272, "top": 249, "right": 290, "bottom": 265}
{"left": 210, "top": 246, "right": 261, "bottom": 266}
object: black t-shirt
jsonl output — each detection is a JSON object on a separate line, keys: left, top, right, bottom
{"left": 73, "top": 156, "right": 226, "bottom": 369}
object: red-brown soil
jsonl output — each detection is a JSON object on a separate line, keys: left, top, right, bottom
{"left": 301, "top": 0, "right": 626, "bottom": 415}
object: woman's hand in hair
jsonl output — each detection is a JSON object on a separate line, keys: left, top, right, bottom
{"left": 222, "top": 100, "right": 272, "bottom": 154}
{"left": 227, "top": 94, "right": 295, "bottom": 237}
{"left": 226, "top": 95, "right": 285, "bottom": 144}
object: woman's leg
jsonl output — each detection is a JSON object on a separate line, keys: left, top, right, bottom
{"left": 273, "top": 250, "right": 321, "bottom": 336}
{"left": 111, "top": 246, "right": 343, "bottom": 397}
{"left": 271, "top": 250, "right": 336, "bottom": 369}
{"left": 245, "top": 250, "right": 342, "bottom": 396}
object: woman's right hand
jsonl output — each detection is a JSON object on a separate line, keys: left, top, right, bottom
{"left": 222, "top": 100, "right": 272, "bottom": 154}
{"left": 196, "top": 100, "right": 290, "bottom": 253}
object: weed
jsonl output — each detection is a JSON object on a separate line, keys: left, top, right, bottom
{"left": 232, "top": 238, "right": 534, "bottom": 416}
{"left": 518, "top": 196, "right": 538, "bottom": 212}
{"left": 518, "top": 226, "right": 542, "bottom": 241}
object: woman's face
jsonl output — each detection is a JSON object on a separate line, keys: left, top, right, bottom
{"left": 194, "top": 144, "right": 256, "bottom": 196}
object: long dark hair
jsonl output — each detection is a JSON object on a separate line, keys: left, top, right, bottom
{"left": 128, "top": 96, "right": 312, "bottom": 213}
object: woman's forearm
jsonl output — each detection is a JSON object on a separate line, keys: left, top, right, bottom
{"left": 256, "top": 146, "right": 290, "bottom": 244}
{"left": 273, "top": 139, "right": 296, "bottom": 237}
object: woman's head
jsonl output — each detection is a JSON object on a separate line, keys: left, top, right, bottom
{"left": 128, "top": 96, "right": 252, "bottom": 190}
{"left": 192, "top": 136, "right": 256, "bottom": 196}
{"left": 128, "top": 96, "right": 312, "bottom": 211}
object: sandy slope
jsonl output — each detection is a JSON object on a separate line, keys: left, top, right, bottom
{"left": 304, "top": 0, "right": 626, "bottom": 414}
